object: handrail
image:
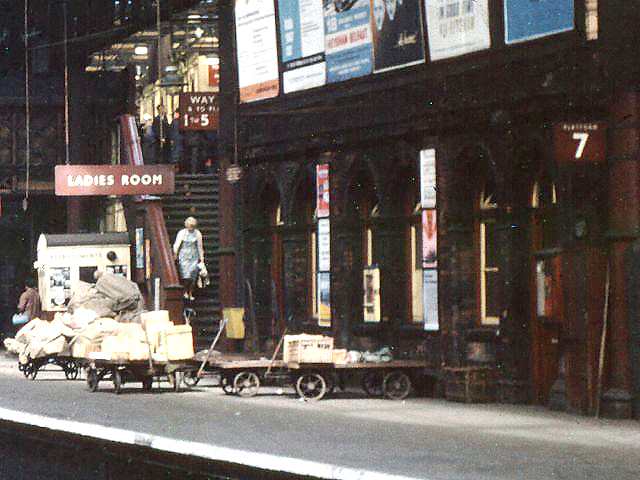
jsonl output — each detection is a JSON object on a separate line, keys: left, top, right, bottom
{"left": 119, "top": 114, "right": 183, "bottom": 321}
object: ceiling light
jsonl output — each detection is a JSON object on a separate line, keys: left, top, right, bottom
{"left": 134, "top": 45, "right": 148, "bottom": 55}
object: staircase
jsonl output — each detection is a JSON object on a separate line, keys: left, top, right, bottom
{"left": 163, "top": 174, "right": 220, "bottom": 351}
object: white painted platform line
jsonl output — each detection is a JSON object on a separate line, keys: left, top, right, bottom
{"left": 0, "top": 408, "right": 422, "bottom": 480}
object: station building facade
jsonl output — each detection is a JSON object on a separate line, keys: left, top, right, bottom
{"left": 217, "top": 1, "right": 640, "bottom": 417}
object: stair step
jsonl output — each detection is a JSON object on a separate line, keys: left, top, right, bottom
{"left": 162, "top": 173, "right": 222, "bottom": 348}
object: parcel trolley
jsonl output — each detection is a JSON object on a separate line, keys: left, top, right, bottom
{"left": 82, "top": 357, "right": 199, "bottom": 394}
{"left": 198, "top": 357, "right": 429, "bottom": 401}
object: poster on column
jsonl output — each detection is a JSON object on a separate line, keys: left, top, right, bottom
{"left": 422, "top": 209, "right": 437, "bottom": 268}
{"left": 318, "top": 218, "right": 331, "bottom": 272}
{"left": 278, "top": 0, "right": 327, "bottom": 93}
{"left": 235, "top": 0, "right": 280, "bottom": 102}
{"left": 370, "top": 0, "right": 425, "bottom": 73}
{"left": 317, "top": 272, "right": 331, "bottom": 327}
{"left": 324, "top": 0, "right": 373, "bottom": 83}
{"left": 424, "top": 0, "right": 490, "bottom": 61}
{"left": 316, "top": 163, "right": 330, "bottom": 217}
{"left": 503, "top": 0, "right": 574, "bottom": 45}
{"left": 419, "top": 148, "right": 436, "bottom": 209}
{"left": 363, "top": 266, "right": 381, "bottom": 322}
{"left": 423, "top": 269, "right": 439, "bottom": 331}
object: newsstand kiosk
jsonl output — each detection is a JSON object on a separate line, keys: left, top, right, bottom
{"left": 34, "top": 232, "right": 131, "bottom": 316}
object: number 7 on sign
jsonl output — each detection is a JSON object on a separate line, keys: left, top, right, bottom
{"left": 572, "top": 132, "right": 589, "bottom": 159}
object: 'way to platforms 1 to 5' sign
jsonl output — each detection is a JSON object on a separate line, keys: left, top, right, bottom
{"left": 54, "top": 165, "right": 175, "bottom": 196}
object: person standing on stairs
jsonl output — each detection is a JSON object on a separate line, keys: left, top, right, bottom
{"left": 173, "top": 216, "right": 205, "bottom": 301}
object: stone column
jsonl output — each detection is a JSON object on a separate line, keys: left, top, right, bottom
{"left": 601, "top": 91, "right": 640, "bottom": 418}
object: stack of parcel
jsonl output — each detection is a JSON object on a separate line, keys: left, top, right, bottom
{"left": 4, "top": 273, "right": 194, "bottom": 365}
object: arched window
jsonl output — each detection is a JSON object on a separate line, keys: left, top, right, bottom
{"left": 477, "top": 175, "right": 500, "bottom": 326}
{"left": 290, "top": 174, "right": 315, "bottom": 327}
{"left": 531, "top": 172, "right": 557, "bottom": 250}
{"left": 345, "top": 164, "right": 378, "bottom": 324}
{"left": 252, "top": 181, "right": 282, "bottom": 344}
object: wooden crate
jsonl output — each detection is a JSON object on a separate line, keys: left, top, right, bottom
{"left": 163, "top": 325, "right": 195, "bottom": 360}
{"left": 283, "top": 334, "right": 334, "bottom": 363}
{"left": 444, "top": 367, "right": 497, "bottom": 403}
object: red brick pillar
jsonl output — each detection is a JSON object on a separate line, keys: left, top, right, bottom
{"left": 602, "top": 91, "right": 640, "bottom": 418}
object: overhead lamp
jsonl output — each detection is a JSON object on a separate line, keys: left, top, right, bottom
{"left": 205, "top": 55, "right": 219, "bottom": 65}
{"left": 194, "top": 27, "right": 205, "bottom": 38}
{"left": 134, "top": 45, "right": 148, "bottom": 55}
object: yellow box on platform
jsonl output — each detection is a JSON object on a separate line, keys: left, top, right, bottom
{"left": 163, "top": 325, "right": 194, "bottom": 360}
{"left": 223, "top": 307, "right": 245, "bottom": 339}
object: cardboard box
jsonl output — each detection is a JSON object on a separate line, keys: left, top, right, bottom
{"left": 129, "top": 341, "right": 150, "bottom": 361}
{"left": 141, "top": 310, "right": 171, "bottom": 330}
{"left": 101, "top": 335, "right": 132, "bottom": 360}
{"left": 163, "top": 325, "right": 194, "bottom": 360}
{"left": 332, "top": 349, "right": 348, "bottom": 364}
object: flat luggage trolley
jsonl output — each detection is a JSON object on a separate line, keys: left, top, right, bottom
{"left": 189, "top": 326, "right": 430, "bottom": 401}
{"left": 19, "top": 354, "right": 81, "bottom": 381}
{"left": 83, "top": 358, "right": 199, "bottom": 394}
{"left": 205, "top": 358, "right": 429, "bottom": 401}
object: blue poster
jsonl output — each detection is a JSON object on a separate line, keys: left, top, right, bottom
{"left": 324, "top": 0, "right": 373, "bottom": 83}
{"left": 278, "top": 0, "right": 326, "bottom": 93}
{"left": 504, "top": 0, "right": 574, "bottom": 44}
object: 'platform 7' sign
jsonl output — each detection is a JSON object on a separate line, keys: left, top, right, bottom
{"left": 554, "top": 122, "right": 606, "bottom": 163}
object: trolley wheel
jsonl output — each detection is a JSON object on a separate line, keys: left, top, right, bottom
{"left": 361, "top": 371, "right": 384, "bottom": 396}
{"left": 296, "top": 372, "right": 327, "bottom": 401}
{"left": 142, "top": 376, "right": 153, "bottom": 392}
{"left": 382, "top": 371, "right": 412, "bottom": 400}
{"left": 112, "top": 369, "right": 123, "bottom": 394}
{"left": 64, "top": 361, "right": 79, "bottom": 380}
{"left": 221, "top": 375, "right": 235, "bottom": 395}
{"left": 183, "top": 370, "right": 200, "bottom": 387}
{"left": 26, "top": 362, "right": 37, "bottom": 380}
{"left": 86, "top": 369, "right": 99, "bottom": 392}
{"left": 168, "top": 371, "right": 183, "bottom": 392}
{"left": 233, "top": 371, "right": 260, "bottom": 397}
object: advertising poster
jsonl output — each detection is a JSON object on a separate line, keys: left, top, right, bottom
{"left": 278, "top": 0, "right": 327, "bottom": 93}
{"left": 318, "top": 272, "right": 331, "bottom": 326}
{"left": 318, "top": 218, "right": 331, "bottom": 272}
{"left": 324, "top": 0, "right": 373, "bottom": 83}
{"left": 424, "top": 0, "right": 490, "bottom": 61}
{"left": 370, "top": 0, "right": 425, "bottom": 72}
{"left": 504, "top": 0, "right": 574, "bottom": 45}
{"left": 235, "top": 0, "right": 280, "bottom": 102}
{"left": 316, "top": 163, "right": 330, "bottom": 217}
{"left": 363, "top": 266, "right": 381, "bottom": 323}
{"left": 50, "top": 267, "right": 71, "bottom": 308}
{"left": 135, "top": 227, "right": 144, "bottom": 269}
{"left": 423, "top": 269, "right": 439, "bottom": 331}
{"left": 422, "top": 209, "right": 437, "bottom": 268}
{"left": 420, "top": 148, "right": 436, "bottom": 208}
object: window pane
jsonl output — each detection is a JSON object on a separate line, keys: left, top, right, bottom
{"left": 484, "top": 222, "right": 499, "bottom": 269}
{"left": 485, "top": 271, "right": 501, "bottom": 319}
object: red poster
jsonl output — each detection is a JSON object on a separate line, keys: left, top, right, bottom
{"left": 316, "top": 164, "right": 330, "bottom": 218}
